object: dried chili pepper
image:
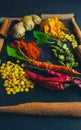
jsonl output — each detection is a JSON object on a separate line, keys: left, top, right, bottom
{"left": 25, "top": 70, "right": 81, "bottom": 90}
{"left": 73, "top": 79, "right": 81, "bottom": 88}
{"left": 25, "top": 70, "right": 72, "bottom": 83}
{"left": 42, "top": 81, "right": 66, "bottom": 90}
{"left": 25, "top": 70, "right": 67, "bottom": 90}
{"left": 47, "top": 69, "right": 72, "bottom": 80}
{"left": 30, "top": 60, "right": 79, "bottom": 74}
{"left": 32, "top": 60, "right": 80, "bottom": 74}
{"left": 46, "top": 69, "right": 81, "bottom": 87}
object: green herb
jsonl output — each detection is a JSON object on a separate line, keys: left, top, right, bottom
{"left": 7, "top": 46, "right": 25, "bottom": 60}
{"left": 50, "top": 41, "right": 79, "bottom": 68}
{"left": 33, "top": 31, "right": 51, "bottom": 45}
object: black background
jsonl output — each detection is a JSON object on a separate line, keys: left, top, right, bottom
{"left": 0, "top": 0, "right": 81, "bottom": 130}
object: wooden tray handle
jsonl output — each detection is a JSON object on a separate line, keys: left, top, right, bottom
{"left": 41, "top": 13, "right": 74, "bottom": 20}
{"left": 71, "top": 17, "right": 81, "bottom": 43}
{"left": 0, "top": 14, "right": 74, "bottom": 22}
{"left": 0, "top": 19, "right": 12, "bottom": 52}
{"left": 0, "top": 17, "right": 21, "bottom": 23}
{"left": 0, "top": 19, "right": 11, "bottom": 37}
{"left": 0, "top": 102, "right": 81, "bottom": 117}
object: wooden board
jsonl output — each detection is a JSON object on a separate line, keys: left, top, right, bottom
{"left": 0, "top": 14, "right": 81, "bottom": 116}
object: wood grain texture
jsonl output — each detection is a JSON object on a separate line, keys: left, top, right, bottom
{"left": 72, "top": 17, "right": 81, "bottom": 43}
{"left": 0, "top": 17, "right": 21, "bottom": 23}
{"left": 0, "top": 14, "right": 74, "bottom": 22}
{"left": 0, "top": 19, "right": 11, "bottom": 52}
{"left": 41, "top": 14, "right": 74, "bottom": 20}
{"left": 0, "top": 102, "right": 81, "bottom": 117}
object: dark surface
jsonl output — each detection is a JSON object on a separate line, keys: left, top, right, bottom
{"left": 0, "top": 0, "right": 81, "bottom": 130}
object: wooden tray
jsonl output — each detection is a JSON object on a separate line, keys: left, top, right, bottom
{"left": 0, "top": 14, "right": 81, "bottom": 116}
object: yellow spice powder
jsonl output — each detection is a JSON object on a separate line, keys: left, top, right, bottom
{"left": 40, "top": 17, "right": 68, "bottom": 41}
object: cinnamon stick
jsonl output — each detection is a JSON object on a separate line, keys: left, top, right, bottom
{"left": 0, "top": 102, "right": 81, "bottom": 117}
{"left": 0, "top": 19, "right": 11, "bottom": 37}
{"left": 0, "top": 19, "right": 11, "bottom": 52}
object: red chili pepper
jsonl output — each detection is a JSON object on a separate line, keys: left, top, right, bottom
{"left": 42, "top": 81, "right": 65, "bottom": 90}
{"left": 47, "top": 69, "right": 72, "bottom": 79}
{"left": 32, "top": 60, "right": 79, "bottom": 74}
{"left": 25, "top": 70, "right": 81, "bottom": 90}
{"left": 73, "top": 79, "right": 81, "bottom": 88}
{"left": 25, "top": 70, "right": 72, "bottom": 83}
{"left": 25, "top": 70, "right": 66, "bottom": 90}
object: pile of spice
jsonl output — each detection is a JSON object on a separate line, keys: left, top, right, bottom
{"left": 24, "top": 42, "right": 41, "bottom": 60}
{"left": 0, "top": 61, "right": 34, "bottom": 95}
{"left": 40, "top": 17, "right": 68, "bottom": 41}
{"left": 10, "top": 40, "right": 41, "bottom": 60}
{"left": 40, "top": 17, "right": 78, "bottom": 48}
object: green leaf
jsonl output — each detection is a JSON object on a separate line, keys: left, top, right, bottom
{"left": 7, "top": 46, "right": 25, "bottom": 60}
{"left": 33, "top": 30, "right": 51, "bottom": 45}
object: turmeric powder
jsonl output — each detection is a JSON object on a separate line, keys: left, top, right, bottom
{"left": 40, "top": 17, "right": 68, "bottom": 41}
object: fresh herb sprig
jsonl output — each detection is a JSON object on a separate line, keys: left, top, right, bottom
{"left": 50, "top": 40, "right": 78, "bottom": 68}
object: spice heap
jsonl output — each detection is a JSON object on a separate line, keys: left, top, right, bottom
{"left": 65, "top": 34, "right": 78, "bottom": 48}
{"left": 40, "top": 17, "right": 78, "bottom": 48}
{"left": 0, "top": 61, "right": 34, "bottom": 95}
{"left": 10, "top": 40, "right": 41, "bottom": 60}
{"left": 40, "top": 17, "right": 68, "bottom": 41}
{"left": 22, "top": 42, "right": 41, "bottom": 60}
